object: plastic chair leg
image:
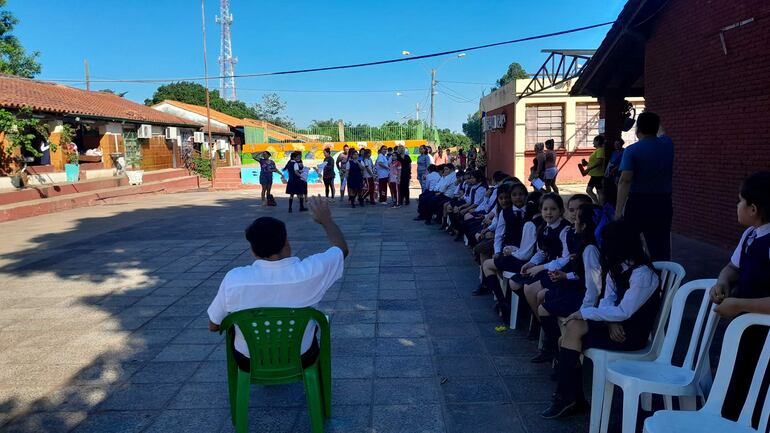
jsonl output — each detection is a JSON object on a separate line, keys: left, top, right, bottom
{"left": 599, "top": 380, "right": 614, "bottom": 433}
{"left": 319, "top": 357, "right": 332, "bottom": 418}
{"left": 510, "top": 291, "right": 519, "bottom": 330}
{"left": 640, "top": 392, "right": 652, "bottom": 411}
{"left": 303, "top": 365, "right": 325, "bottom": 433}
{"left": 663, "top": 394, "right": 673, "bottom": 410}
{"left": 621, "top": 389, "right": 640, "bottom": 433}
{"left": 589, "top": 356, "right": 607, "bottom": 433}
{"left": 235, "top": 370, "right": 251, "bottom": 433}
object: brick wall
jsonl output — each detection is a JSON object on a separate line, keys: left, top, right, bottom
{"left": 140, "top": 136, "right": 174, "bottom": 171}
{"left": 484, "top": 105, "right": 516, "bottom": 177}
{"left": 643, "top": 0, "right": 770, "bottom": 248}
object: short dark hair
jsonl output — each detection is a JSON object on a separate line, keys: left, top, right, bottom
{"left": 741, "top": 171, "right": 770, "bottom": 221}
{"left": 545, "top": 139, "right": 555, "bottom": 149}
{"left": 568, "top": 194, "right": 593, "bottom": 206}
{"left": 245, "top": 217, "right": 287, "bottom": 258}
{"left": 637, "top": 111, "right": 660, "bottom": 135}
{"left": 343, "top": 144, "right": 349, "bottom": 149}
{"left": 593, "top": 135, "right": 606, "bottom": 146}
{"left": 471, "top": 170, "right": 485, "bottom": 182}
{"left": 445, "top": 163, "right": 455, "bottom": 171}
{"left": 323, "top": 148, "right": 331, "bottom": 154}
{"left": 492, "top": 171, "right": 509, "bottom": 183}
{"left": 427, "top": 164, "right": 437, "bottom": 172}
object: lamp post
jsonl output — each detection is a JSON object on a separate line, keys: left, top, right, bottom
{"left": 402, "top": 51, "right": 465, "bottom": 135}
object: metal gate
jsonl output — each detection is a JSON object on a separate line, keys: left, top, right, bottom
{"left": 123, "top": 131, "right": 141, "bottom": 169}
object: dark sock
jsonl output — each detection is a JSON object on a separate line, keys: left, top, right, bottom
{"left": 299, "top": 197, "right": 305, "bottom": 209}
{"left": 288, "top": 198, "right": 293, "bottom": 210}
{"left": 484, "top": 275, "right": 510, "bottom": 321}
{"left": 540, "top": 316, "right": 561, "bottom": 355}
{"left": 555, "top": 348, "right": 581, "bottom": 402}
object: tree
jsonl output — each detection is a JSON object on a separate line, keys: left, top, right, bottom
{"left": 492, "top": 62, "right": 528, "bottom": 91}
{"left": 99, "top": 89, "right": 128, "bottom": 97}
{"left": 437, "top": 128, "right": 471, "bottom": 149}
{"left": 462, "top": 111, "right": 482, "bottom": 145}
{"left": 0, "top": 0, "right": 41, "bottom": 77}
{"left": 144, "top": 81, "right": 211, "bottom": 107}
{"left": 253, "top": 93, "right": 294, "bottom": 129}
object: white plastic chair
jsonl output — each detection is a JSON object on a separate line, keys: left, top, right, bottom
{"left": 586, "top": 261, "right": 686, "bottom": 433}
{"left": 600, "top": 278, "right": 720, "bottom": 433}
{"left": 643, "top": 313, "right": 770, "bottom": 433}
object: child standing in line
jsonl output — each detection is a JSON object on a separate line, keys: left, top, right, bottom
{"left": 388, "top": 155, "right": 402, "bottom": 208}
{"left": 363, "top": 149, "right": 376, "bottom": 204}
{"left": 345, "top": 149, "right": 365, "bottom": 208}
{"left": 710, "top": 171, "right": 770, "bottom": 426}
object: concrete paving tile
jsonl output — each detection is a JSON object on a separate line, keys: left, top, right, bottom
{"left": 376, "top": 323, "right": 427, "bottom": 338}
{"left": 377, "top": 310, "right": 423, "bottom": 323}
{"left": 143, "top": 409, "right": 229, "bottom": 433}
{"left": 129, "top": 361, "right": 200, "bottom": 383}
{"left": 502, "top": 375, "right": 558, "bottom": 402}
{"left": 371, "top": 404, "right": 444, "bottom": 433}
{"left": 331, "top": 338, "right": 376, "bottom": 357}
{"left": 332, "top": 379, "right": 373, "bottom": 405}
{"left": 219, "top": 407, "right": 300, "bottom": 433}
{"left": 435, "top": 355, "right": 498, "bottom": 377}
{"left": 516, "top": 402, "right": 589, "bottom": 433}
{"left": 445, "top": 403, "right": 525, "bottom": 433}
{"left": 376, "top": 337, "right": 431, "bottom": 356}
{"left": 69, "top": 411, "right": 157, "bottom": 433}
{"left": 151, "top": 344, "right": 215, "bottom": 362}
{"left": 493, "top": 355, "right": 553, "bottom": 377}
{"left": 440, "top": 376, "right": 510, "bottom": 403}
{"left": 1, "top": 411, "right": 88, "bottom": 433}
{"left": 332, "top": 356, "right": 375, "bottom": 379}
{"left": 168, "top": 382, "right": 230, "bottom": 409}
{"left": 379, "top": 280, "right": 416, "bottom": 289}
{"left": 331, "top": 311, "right": 376, "bottom": 324}
{"left": 431, "top": 336, "right": 487, "bottom": 355}
{"left": 189, "top": 360, "right": 227, "bottom": 382}
{"left": 334, "top": 300, "right": 377, "bottom": 311}
{"left": 375, "top": 356, "right": 434, "bottom": 378}
{"left": 481, "top": 335, "right": 538, "bottom": 355}
{"left": 373, "top": 378, "right": 439, "bottom": 404}
{"left": 98, "top": 383, "right": 182, "bottom": 410}
{"left": 378, "top": 289, "right": 418, "bottom": 300}
{"left": 294, "top": 404, "right": 371, "bottom": 433}
{"left": 331, "top": 323, "right": 375, "bottom": 339}
{"left": 426, "top": 321, "right": 480, "bottom": 337}
{"left": 377, "top": 299, "right": 421, "bottom": 310}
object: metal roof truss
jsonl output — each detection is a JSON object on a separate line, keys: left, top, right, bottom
{"left": 518, "top": 49, "right": 595, "bottom": 99}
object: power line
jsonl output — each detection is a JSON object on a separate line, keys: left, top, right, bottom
{"left": 440, "top": 80, "right": 498, "bottom": 86}
{"left": 43, "top": 21, "right": 613, "bottom": 84}
{"left": 236, "top": 87, "right": 429, "bottom": 94}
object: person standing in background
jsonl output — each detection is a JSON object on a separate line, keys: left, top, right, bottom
{"left": 363, "top": 149, "right": 376, "bottom": 204}
{"left": 417, "top": 145, "right": 431, "bottom": 192}
{"left": 476, "top": 146, "right": 487, "bottom": 175}
{"left": 543, "top": 139, "right": 559, "bottom": 195}
{"left": 336, "top": 144, "right": 349, "bottom": 202}
{"left": 467, "top": 145, "right": 477, "bottom": 170}
{"left": 321, "top": 148, "right": 336, "bottom": 201}
{"left": 579, "top": 135, "right": 605, "bottom": 205}
{"left": 458, "top": 148, "right": 467, "bottom": 171}
{"left": 376, "top": 145, "right": 390, "bottom": 204}
{"left": 434, "top": 147, "right": 448, "bottom": 165}
{"left": 397, "top": 145, "right": 412, "bottom": 206}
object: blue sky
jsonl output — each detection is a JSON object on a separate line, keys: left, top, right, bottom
{"left": 11, "top": 0, "right": 626, "bottom": 131}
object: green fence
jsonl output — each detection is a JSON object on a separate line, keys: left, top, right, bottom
{"left": 275, "top": 123, "right": 425, "bottom": 143}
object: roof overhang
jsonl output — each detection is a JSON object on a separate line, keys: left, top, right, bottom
{"left": 570, "top": 0, "right": 669, "bottom": 98}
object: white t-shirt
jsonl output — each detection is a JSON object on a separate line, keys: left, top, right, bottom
{"left": 208, "top": 247, "right": 345, "bottom": 357}
{"left": 375, "top": 154, "right": 390, "bottom": 179}
{"left": 363, "top": 158, "right": 374, "bottom": 179}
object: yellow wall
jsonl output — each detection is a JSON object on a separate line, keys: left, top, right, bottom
{"left": 242, "top": 139, "right": 428, "bottom": 154}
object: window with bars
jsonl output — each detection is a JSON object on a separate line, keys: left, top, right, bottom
{"left": 525, "top": 104, "right": 564, "bottom": 150}
{"left": 576, "top": 103, "right": 601, "bottom": 149}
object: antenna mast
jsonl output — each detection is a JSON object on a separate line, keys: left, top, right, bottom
{"left": 215, "top": 0, "right": 237, "bottom": 101}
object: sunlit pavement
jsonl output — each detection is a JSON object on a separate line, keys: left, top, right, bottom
{"left": 0, "top": 188, "right": 727, "bottom": 432}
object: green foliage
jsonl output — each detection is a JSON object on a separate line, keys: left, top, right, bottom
{"left": 144, "top": 83, "right": 293, "bottom": 128}
{"left": 462, "top": 111, "right": 482, "bottom": 145}
{"left": 191, "top": 156, "right": 212, "bottom": 180}
{"left": 124, "top": 138, "right": 142, "bottom": 169}
{"left": 0, "top": 0, "right": 42, "bottom": 77}
{"left": 492, "top": 62, "right": 528, "bottom": 91}
{"left": 301, "top": 119, "right": 423, "bottom": 142}
{"left": 437, "top": 128, "right": 471, "bottom": 149}
{"left": 0, "top": 108, "right": 45, "bottom": 156}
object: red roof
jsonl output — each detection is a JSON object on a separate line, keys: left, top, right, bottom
{"left": 0, "top": 74, "right": 199, "bottom": 127}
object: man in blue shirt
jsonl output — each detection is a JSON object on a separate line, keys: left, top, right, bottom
{"left": 615, "top": 111, "right": 674, "bottom": 261}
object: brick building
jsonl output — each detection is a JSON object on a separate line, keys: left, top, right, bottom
{"left": 571, "top": 0, "right": 770, "bottom": 248}
{"left": 480, "top": 76, "right": 643, "bottom": 183}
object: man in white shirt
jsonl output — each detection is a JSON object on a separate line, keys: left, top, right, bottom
{"left": 375, "top": 146, "right": 390, "bottom": 204}
{"left": 208, "top": 197, "right": 348, "bottom": 371}
{"left": 419, "top": 164, "right": 457, "bottom": 224}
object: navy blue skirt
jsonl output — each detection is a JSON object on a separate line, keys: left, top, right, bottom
{"left": 510, "top": 269, "right": 549, "bottom": 286}
{"left": 542, "top": 281, "right": 585, "bottom": 317}
{"left": 494, "top": 255, "right": 528, "bottom": 273}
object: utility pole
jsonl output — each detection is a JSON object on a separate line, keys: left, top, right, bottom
{"left": 416, "top": 102, "right": 420, "bottom": 121}
{"left": 429, "top": 68, "right": 436, "bottom": 132}
{"left": 84, "top": 59, "right": 90, "bottom": 91}
{"left": 201, "top": 0, "right": 215, "bottom": 178}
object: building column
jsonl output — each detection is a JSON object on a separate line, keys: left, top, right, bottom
{"left": 600, "top": 93, "right": 627, "bottom": 144}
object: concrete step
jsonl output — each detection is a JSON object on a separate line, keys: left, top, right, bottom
{"left": 0, "top": 175, "right": 205, "bottom": 223}
{"left": 0, "top": 169, "right": 189, "bottom": 206}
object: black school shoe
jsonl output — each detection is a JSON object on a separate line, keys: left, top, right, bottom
{"left": 471, "top": 286, "right": 491, "bottom": 296}
{"left": 530, "top": 350, "right": 554, "bottom": 364}
{"left": 541, "top": 396, "right": 577, "bottom": 419}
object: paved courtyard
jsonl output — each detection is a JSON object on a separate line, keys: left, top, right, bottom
{"left": 0, "top": 188, "right": 729, "bottom": 433}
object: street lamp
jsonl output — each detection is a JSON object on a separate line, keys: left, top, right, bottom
{"left": 401, "top": 51, "right": 466, "bottom": 131}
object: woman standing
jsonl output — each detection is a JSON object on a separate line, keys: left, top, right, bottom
{"left": 285, "top": 151, "right": 308, "bottom": 213}
{"left": 578, "top": 135, "right": 605, "bottom": 204}
{"left": 543, "top": 139, "right": 559, "bottom": 194}
{"left": 336, "top": 144, "right": 349, "bottom": 202}
{"left": 345, "top": 149, "right": 366, "bottom": 208}
{"left": 258, "top": 151, "right": 285, "bottom": 206}
{"left": 476, "top": 146, "right": 488, "bottom": 175}
{"left": 458, "top": 149, "right": 467, "bottom": 171}
{"left": 416, "top": 146, "right": 429, "bottom": 192}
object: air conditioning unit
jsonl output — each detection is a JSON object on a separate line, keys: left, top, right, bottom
{"left": 193, "top": 131, "right": 205, "bottom": 143}
{"left": 137, "top": 124, "right": 152, "bottom": 139}
{"left": 165, "top": 127, "right": 178, "bottom": 139}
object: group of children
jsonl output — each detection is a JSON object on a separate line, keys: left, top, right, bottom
{"left": 415, "top": 167, "right": 770, "bottom": 423}
{"left": 334, "top": 144, "right": 411, "bottom": 208}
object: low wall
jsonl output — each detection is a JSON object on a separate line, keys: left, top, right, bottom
{"left": 523, "top": 148, "right": 595, "bottom": 184}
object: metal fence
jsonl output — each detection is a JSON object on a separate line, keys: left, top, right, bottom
{"left": 278, "top": 123, "right": 425, "bottom": 143}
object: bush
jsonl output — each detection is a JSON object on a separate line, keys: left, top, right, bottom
{"left": 191, "top": 156, "right": 212, "bottom": 180}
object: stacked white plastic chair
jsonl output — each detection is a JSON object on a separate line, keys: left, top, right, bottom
{"left": 600, "top": 279, "right": 720, "bottom": 433}
{"left": 585, "top": 261, "right": 686, "bottom": 433}
{"left": 643, "top": 313, "right": 770, "bottom": 433}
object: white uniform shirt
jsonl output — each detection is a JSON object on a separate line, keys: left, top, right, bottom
{"left": 580, "top": 245, "right": 603, "bottom": 309}
{"left": 208, "top": 247, "right": 345, "bottom": 356}
{"left": 426, "top": 171, "right": 442, "bottom": 191}
{"left": 730, "top": 223, "right": 770, "bottom": 267}
{"left": 528, "top": 219, "right": 570, "bottom": 265}
{"left": 436, "top": 172, "right": 457, "bottom": 195}
{"left": 363, "top": 158, "right": 374, "bottom": 179}
{"left": 375, "top": 154, "right": 390, "bottom": 179}
{"left": 470, "top": 185, "right": 487, "bottom": 206}
{"left": 580, "top": 263, "right": 659, "bottom": 322}
{"left": 476, "top": 186, "right": 497, "bottom": 213}
{"left": 493, "top": 205, "right": 536, "bottom": 258}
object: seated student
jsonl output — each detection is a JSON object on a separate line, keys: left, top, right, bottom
{"left": 506, "top": 194, "right": 570, "bottom": 336}
{"left": 440, "top": 171, "right": 468, "bottom": 229}
{"left": 520, "top": 194, "right": 594, "bottom": 337}
{"left": 460, "top": 172, "right": 509, "bottom": 247}
{"left": 709, "top": 171, "right": 770, "bottom": 426}
{"left": 542, "top": 220, "right": 660, "bottom": 419}
{"left": 415, "top": 164, "right": 443, "bottom": 220}
{"left": 470, "top": 183, "right": 515, "bottom": 293}
{"left": 421, "top": 164, "right": 457, "bottom": 224}
{"left": 207, "top": 197, "right": 349, "bottom": 372}
{"left": 476, "top": 183, "right": 536, "bottom": 319}
{"left": 450, "top": 171, "right": 488, "bottom": 239}
{"left": 533, "top": 203, "right": 604, "bottom": 364}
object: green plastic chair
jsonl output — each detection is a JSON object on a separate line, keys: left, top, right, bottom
{"left": 219, "top": 307, "right": 331, "bottom": 433}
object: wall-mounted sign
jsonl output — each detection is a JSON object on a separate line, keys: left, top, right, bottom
{"left": 598, "top": 118, "right": 606, "bottom": 134}
{"left": 482, "top": 113, "right": 506, "bottom": 132}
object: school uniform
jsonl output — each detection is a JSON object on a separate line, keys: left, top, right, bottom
{"left": 551, "top": 263, "right": 661, "bottom": 407}
{"left": 416, "top": 171, "right": 442, "bottom": 215}
{"left": 722, "top": 224, "right": 770, "bottom": 424}
{"left": 542, "top": 241, "right": 602, "bottom": 317}
{"left": 492, "top": 205, "right": 537, "bottom": 272}
{"left": 510, "top": 218, "right": 572, "bottom": 285}
{"left": 398, "top": 154, "right": 412, "bottom": 205}
{"left": 461, "top": 186, "right": 498, "bottom": 242}
{"left": 421, "top": 172, "right": 457, "bottom": 221}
